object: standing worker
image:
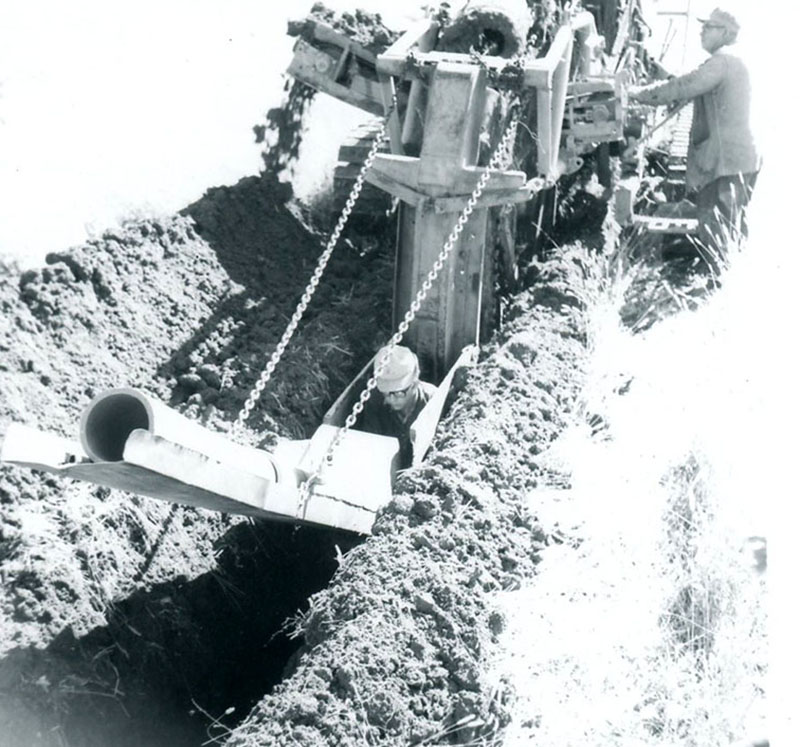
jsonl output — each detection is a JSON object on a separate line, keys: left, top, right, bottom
{"left": 360, "top": 346, "right": 436, "bottom": 469}
{"left": 629, "top": 7, "right": 761, "bottom": 271}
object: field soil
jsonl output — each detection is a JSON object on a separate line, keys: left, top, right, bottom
{"left": 225, "top": 250, "right": 600, "bottom": 746}
{"left": 0, "top": 173, "right": 397, "bottom": 746}
{"left": 0, "top": 155, "right": 690, "bottom": 745}
{"left": 1, "top": 1, "right": 757, "bottom": 741}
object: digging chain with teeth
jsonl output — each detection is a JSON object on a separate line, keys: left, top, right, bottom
{"left": 297, "top": 115, "right": 525, "bottom": 514}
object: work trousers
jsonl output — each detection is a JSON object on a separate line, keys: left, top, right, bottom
{"left": 695, "top": 172, "right": 759, "bottom": 272}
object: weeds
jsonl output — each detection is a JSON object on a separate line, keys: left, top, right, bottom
{"left": 489, "top": 226, "right": 767, "bottom": 745}
{"left": 191, "top": 698, "right": 236, "bottom": 746}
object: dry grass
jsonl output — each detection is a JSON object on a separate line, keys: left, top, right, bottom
{"left": 488, "top": 230, "right": 769, "bottom": 746}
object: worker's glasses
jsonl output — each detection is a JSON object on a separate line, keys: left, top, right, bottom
{"left": 383, "top": 384, "right": 413, "bottom": 400}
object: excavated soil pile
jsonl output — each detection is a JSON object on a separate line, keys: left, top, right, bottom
{"left": 225, "top": 253, "right": 597, "bottom": 746}
{"left": 0, "top": 0, "right": 618, "bottom": 736}
{"left": 0, "top": 163, "right": 607, "bottom": 746}
{"left": 0, "top": 174, "right": 395, "bottom": 745}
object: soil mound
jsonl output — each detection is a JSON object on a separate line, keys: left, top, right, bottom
{"left": 0, "top": 95, "right": 614, "bottom": 744}
{"left": 0, "top": 173, "right": 393, "bottom": 745}
{"left": 225, "top": 251, "right": 598, "bottom": 746}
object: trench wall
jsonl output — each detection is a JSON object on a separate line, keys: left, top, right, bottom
{"left": 226, "top": 252, "right": 599, "bottom": 746}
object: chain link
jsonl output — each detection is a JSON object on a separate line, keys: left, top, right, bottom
{"left": 232, "top": 11, "right": 542, "bottom": 506}
{"left": 229, "top": 105, "right": 394, "bottom": 440}
{"left": 296, "top": 116, "right": 524, "bottom": 512}
{"left": 231, "top": 9, "right": 539, "bottom": 444}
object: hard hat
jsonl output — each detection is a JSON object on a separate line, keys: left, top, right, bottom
{"left": 374, "top": 345, "right": 419, "bottom": 394}
{"left": 697, "top": 8, "right": 740, "bottom": 34}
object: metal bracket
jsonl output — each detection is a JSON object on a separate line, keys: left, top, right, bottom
{"left": 286, "top": 21, "right": 386, "bottom": 116}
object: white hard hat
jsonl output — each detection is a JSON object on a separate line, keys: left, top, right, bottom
{"left": 374, "top": 346, "right": 419, "bottom": 393}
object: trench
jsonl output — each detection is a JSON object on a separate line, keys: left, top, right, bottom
{"left": 63, "top": 195, "right": 609, "bottom": 747}
{"left": 0, "top": 159, "right": 626, "bottom": 746}
{"left": 2, "top": 520, "right": 362, "bottom": 746}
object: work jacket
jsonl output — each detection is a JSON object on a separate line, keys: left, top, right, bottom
{"left": 634, "top": 46, "right": 761, "bottom": 191}
{"left": 360, "top": 381, "right": 436, "bottom": 469}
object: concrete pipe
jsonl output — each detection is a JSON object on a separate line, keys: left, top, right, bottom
{"left": 79, "top": 388, "right": 280, "bottom": 482}
{"left": 438, "top": 0, "right": 533, "bottom": 59}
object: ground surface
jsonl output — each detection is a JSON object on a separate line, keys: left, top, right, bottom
{"left": 0, "top": 172, "right": 398, "bottom": 746}
{"left": 0, "top": 1, "right": 777, "bottom": 742}
{"left": 0, "top": 136, "right": 767, "bottom": 747}
{"left": 0, "top": 4, "right": 746, "bottom": 737}
{"left": 0, "top": 151, "right": 619, "bottom": 745}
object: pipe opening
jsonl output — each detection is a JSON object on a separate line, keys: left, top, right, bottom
{"left": 82, "top": 393, "right": 151, "bottom": 462}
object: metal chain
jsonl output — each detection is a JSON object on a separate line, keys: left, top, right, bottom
{"left": 296, "top": 116, "right": 523, "bottom": 510}
{"left": 229, "top": 104, "right": 394, "bottom": 439}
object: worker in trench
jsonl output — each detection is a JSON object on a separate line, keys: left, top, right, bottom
{"left": 628, "top": 7, "right": 761, "bottom": 273}
{"left": 360, "top": 345, "right": 436, "bottom": 469}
